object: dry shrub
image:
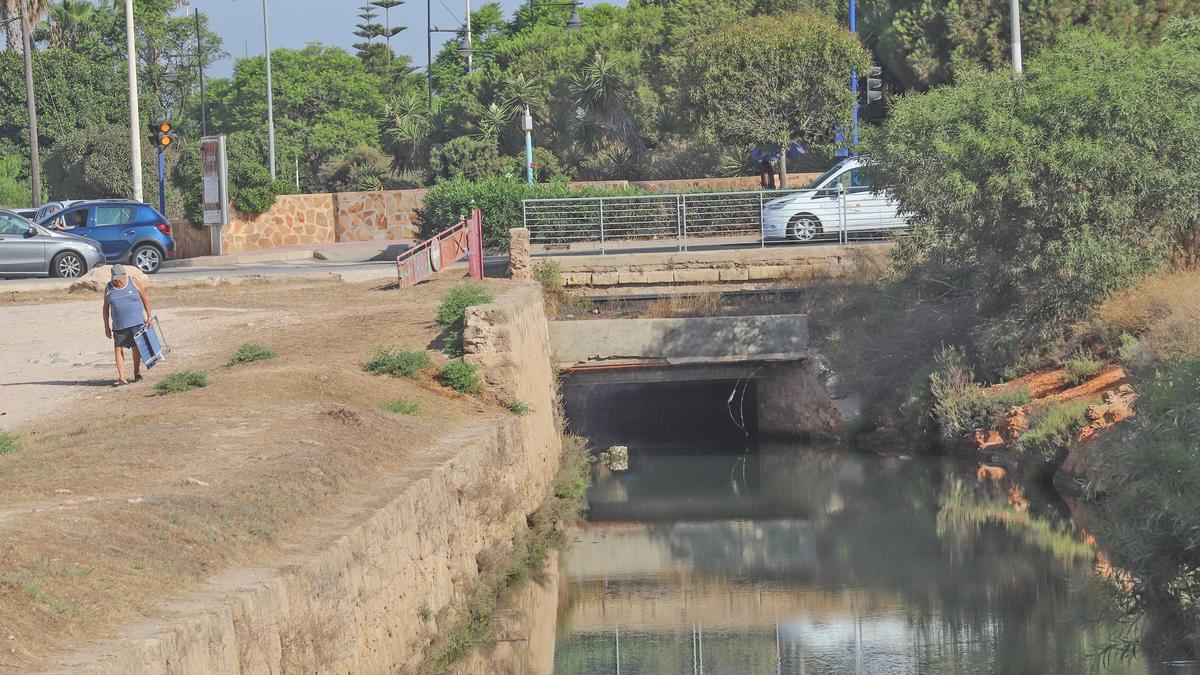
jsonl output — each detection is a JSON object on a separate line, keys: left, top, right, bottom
{"left": 640, "top": 291, "right": 724, "bottom": 318}
{"left": 1094, "top": 269, "right": 1200, "bottom": 360}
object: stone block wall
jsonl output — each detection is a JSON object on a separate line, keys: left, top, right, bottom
{"left": 222, "top": 194, "right": 337, "bottom": 253}
{"left": 334, "top": 189, "right": 426, "bottom": 242}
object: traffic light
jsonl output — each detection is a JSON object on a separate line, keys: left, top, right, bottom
{"left": 864, "top": 66, "right": 883, "bottom": 105}
{"left": 149, "top": 120, "right": 177, "bottom": 149}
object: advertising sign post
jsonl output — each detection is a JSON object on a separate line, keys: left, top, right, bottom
{"left": 200, "top": 135, "right": 229, "bottom": 255}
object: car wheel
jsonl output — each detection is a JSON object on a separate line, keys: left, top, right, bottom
{"left": 51, "top": 251, "right": 86, "bottom": 278}
{"left": 132, "top": 245, "right": 163, "bottom": 274}
{"left": 787, "top": 215, "right": 821, "bottom": 242}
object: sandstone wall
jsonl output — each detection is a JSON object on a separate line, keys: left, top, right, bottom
{"left": 70, "top": 285, "right": 563, "bottom": 674}
{"left": 548, "top": 242, "right": 896, "bottom": 289}
{"left": 334, "top": 189, "right": 426, "bottom": 242}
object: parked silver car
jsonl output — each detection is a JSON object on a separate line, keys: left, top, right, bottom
{"left": 0, "top": 209, "right": 105, "bottom": 278}
{"left": 762, "top": 157, "right": 909, "bottom": 241}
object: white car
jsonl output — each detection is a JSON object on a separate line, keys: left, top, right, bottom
{"left": 762, "top": 158, "right": 908, "bottom": 241}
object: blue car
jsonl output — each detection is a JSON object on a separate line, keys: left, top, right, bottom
{"left": 39, "top": 200, "right": 175, "bottom": 274}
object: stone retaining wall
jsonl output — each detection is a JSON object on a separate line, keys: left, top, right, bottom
{"left": 70, "top": 285, "right": 562, "bottom": 674}
{"left": 544, "top": 242, "right": 895, "bottom": 288}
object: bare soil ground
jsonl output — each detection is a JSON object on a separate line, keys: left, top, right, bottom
{"left": 0, "top": 273, "right": 514, "bottom": 672}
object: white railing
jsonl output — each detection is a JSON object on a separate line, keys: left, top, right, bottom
{"left": 522, "top": 186, "right": 910, "bottom": 253}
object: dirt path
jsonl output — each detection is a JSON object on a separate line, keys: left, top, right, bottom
{"left": 0, "top": 274, "right": 515, "bottom": 672}
{"left": 0, "top": 300, "right": 275, "bottom": 429}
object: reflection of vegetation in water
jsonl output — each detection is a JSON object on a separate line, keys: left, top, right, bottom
{"left": 936, "top": 478, "right": 1096, "bottom": 566}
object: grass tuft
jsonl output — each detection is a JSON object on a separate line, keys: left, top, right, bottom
{"left": 435, "top": 283, "right": 493, "bottom": 327}
{"left": 381, "top": 398, "right": 421, "bottom": 415}
{"left": 0, "top": 431, "right": 20, "bottom": 455}
{"left": 991, "top": 385, "right": 1032, "bottom": 408}
{"left": 363, "top": 348, "right": 432, "bottom": 378}
{"left": 439, "top": 359, "right": 483, "bottom": 394}
{"left": 154, "top": 371, "right": 209, "bottom": 395}
{"left": 1064, "top": 354, "right": 1103, "bottom": 386}
{"left": 506, "top": 399, "right": 531, "bottom": 416}
{"left": 1018, "top": 399, "right": 1095, "bottom": 462}
{"left": 227, "top": 343, "right": 277, "bottom": 366}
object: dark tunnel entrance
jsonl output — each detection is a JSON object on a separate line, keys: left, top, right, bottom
{"left": 561, "top": 375, "right": 759, "bottom": 453}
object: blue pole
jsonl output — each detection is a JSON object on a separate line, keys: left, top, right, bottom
{"left": 157, "top": 149, "right": 166, "bottom": 214}
{"left": 850, "top": 0, "right": 859, "bottom": 153}
{"left": 524, "top": 106, "right": 534, "bottom": 186}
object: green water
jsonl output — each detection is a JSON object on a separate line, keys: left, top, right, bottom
{"left": 552, "top": 446, "right": 1147, "bottom": 674}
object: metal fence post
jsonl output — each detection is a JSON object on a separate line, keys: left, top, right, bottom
{"left": 679, "top": 194, "right": 687, "bottom": 251}
{"left": 598, "top": 198, "right": 606, "bottom": 255}
{"left": 838, "top": 185, "right": 848, "bottom": 244}
{"left": 759, "top": 192, "right": 766, "bottom": 248}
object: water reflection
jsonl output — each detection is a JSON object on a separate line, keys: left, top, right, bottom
{"left": 553, "top": 444, "right": 1144, "bottom": 674}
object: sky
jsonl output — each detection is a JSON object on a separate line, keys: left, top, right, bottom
{"left": 185, "top": 0, "right": 604, "bottom": 78}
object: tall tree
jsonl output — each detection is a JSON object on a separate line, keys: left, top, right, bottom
{"left": 687, "top": 12, "right": 870, "bottom": 183}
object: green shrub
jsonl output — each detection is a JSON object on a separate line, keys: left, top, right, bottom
{"left": 436, "top": 283, "right": 494, "bottom": 327}
{"left": 0, "top": 432, "right": 19, "bottom": 455}
{"left": 227, "top": 343, "right": 278, "bottom": 366}
{"left": 927, "top": 347, "right": 1006, "bottom": 442}
{"left": 1064, "top": 354, "right": 1103, "bottom": 386}
{"left": 416, "top": 177, "right": 649, "bottom": 250}
{"left": 154, "top": 371, "right": 210, "bottom": 395}
{"left": 428, "top": 136, "right": 502, "bottom": 183}
{"left": 439, "top": 359, "right": 483, "bottom": 394}
{"left": 1117, "top": 333, "right": 1146, "bottom": 366}
{"left": 381, "top": 398, "right": 421, "bottom": 415}
{"left": 532, "top": 260, "right": 565, "bottom": 292}
{"left": 506, "top": 400, "right": 531, "bottom": 416}
{"left": 1018, "top": 399, "right": 1093, "bottom": 462}
{"left": 362, "top": 348, "right": 432, "bottom": 378}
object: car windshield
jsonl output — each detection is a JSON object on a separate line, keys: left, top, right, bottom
{"left": 807, "top": 160, "right": 851, "bottom": 188}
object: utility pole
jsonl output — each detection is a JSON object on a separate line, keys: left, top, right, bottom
{"left": 1009, "top": 0, "right": 1023, "bottom": 74}
{"left": 195, "top": 8, "right": 207, "bottom": 136}
{"left": 124, "top": 0, "right": 143, "bottom": 202}
{"left": 20, "top": 5, "right": 40, "bottom": 207}
{"left": 849, "top": 0, "right": 859, "bottom": 148}
{"left": 464, "top": 0, "right": 473, "bottom": 72}
{"left": 426, "top": 0, "right": 432, "bottom": 108}
{"left": 263, "top": 0, "right": 276, "bottom": 179}
{"left": 523, "top": 106, "right": 534, "bottom": 185}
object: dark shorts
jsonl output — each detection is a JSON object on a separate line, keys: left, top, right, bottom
{"left": 113, "top": 326, "right": 139, "bottom": 348}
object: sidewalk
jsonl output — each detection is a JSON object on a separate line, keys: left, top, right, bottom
{"left": 164, "top": 239, "right": 413, "bottom": 268}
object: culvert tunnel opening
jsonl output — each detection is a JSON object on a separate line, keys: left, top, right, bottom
{"left": 561, "top": 375, "right": 759, "bottom": 453}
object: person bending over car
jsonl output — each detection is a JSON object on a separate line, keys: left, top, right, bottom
{"left": 102, "top": 265, "right": 153, "bottom": 386}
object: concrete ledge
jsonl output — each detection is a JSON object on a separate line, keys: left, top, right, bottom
{"left": 549, "top": 314, "right": 808, "bottom": 366}
{"left": 163, "top": 250, "right": 316, "bottom": 268}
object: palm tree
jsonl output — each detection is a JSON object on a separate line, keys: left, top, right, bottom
{"left": 473, "top": 101, "right": 513, "bottom": 146}
{"left": 382, "top": 87, "right": 431, "bottom": 172}
{"left": 47, "top": 0, "right": 95, "bottom": 47}
{"left": 2, "top": 0, "right": 49, "bottom": 52}
{"left": 568, "top": 52, "right": 637, "bottom": 151}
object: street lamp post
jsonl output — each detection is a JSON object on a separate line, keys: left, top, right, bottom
{"left": 426, "top": 1, "right": 476, "bottom": 109}
{"left": 528, "top": 0, "right": 584, "bottom": 30}
{"left": 195, "top": 8, "right": 207, "bottom": 136}
{"left": 19, "top": 6, "right": 40, "bottom": 207}
{"left": 124, "top": 0, "right": 143, "bottom": 202}
{"left": 263, "top": 0, "right": 276, "bottom": 179}
{"left": 1010, "top": 0, "right": 1023, "bottom": 74}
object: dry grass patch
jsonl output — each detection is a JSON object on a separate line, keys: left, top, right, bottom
{"left": 640, "top": 290, "right": 724, "bottom": 318}
{"left": 1094, "top": 268, "right": 1200, "bottom": 360}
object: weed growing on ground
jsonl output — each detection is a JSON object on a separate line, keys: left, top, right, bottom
{"left": 1019, "top": 399, "right": 1094, "bottom": 463}
{"left": 1117, "top": 333, "right": 1147, "bottom": 366}
{"left": 436, "top": 283, "right": 493, "bottom": 356}
{"left": 227, "top": 343, "right": 277, "bottom": 366}
{"left": 435, "top": 283, "right": 493, "bottom": 327}
{"left": 991, "top": 385, "right": 1032, "bottom": 408}
{"left": 0, "top": 431, "right": 20, "bottom": 454}
{"left": 362, "top": 348, "right": 431, "bottom": 378}
{"left": 154, "top": 371, "right": 209, "bottom": 395}
{"left": 505, "top": 399, "right": 531, "bottom": 416}
{"left": 381, "top": 398, "right": 421, "bottom": 415}
{"left": 439, "top": 359, "right": 482, "bottom": 394}
{"left": 1064, "top": 354, "right": 1103, "bottom": 386}
{"left": 920, "top": 347, "right": 1006, "bottom": 443}
{"left": 418, "top": 435, "right": 590, "bottom": 673}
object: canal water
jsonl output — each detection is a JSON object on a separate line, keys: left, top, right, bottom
{"left": 550, "top": 443, "right": 1144, "bottom": 674}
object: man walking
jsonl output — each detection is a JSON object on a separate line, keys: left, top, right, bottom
{"left": 102, "top": 265, "right": 153, "bottom": 386}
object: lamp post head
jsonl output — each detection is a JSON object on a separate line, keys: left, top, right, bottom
{"left": 163, "top": 63, "right": 180, "bottom": 83}
{"left": 565, "top": 5, "right": 584, "bottom": 30}
{"left": 457, "top": 41, "right": 474, "bottom": 58}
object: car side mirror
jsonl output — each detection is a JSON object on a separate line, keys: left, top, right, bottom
{"left": 23, "top": 228, "right": 37, "bottom": 238}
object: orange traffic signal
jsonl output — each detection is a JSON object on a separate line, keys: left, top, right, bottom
{"left": 149, "top": 120, "right": 176, "bottom": 149}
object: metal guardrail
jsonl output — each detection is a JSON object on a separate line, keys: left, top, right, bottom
{"left": 522, "top": 186, "right": 910, "bottom": 253}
